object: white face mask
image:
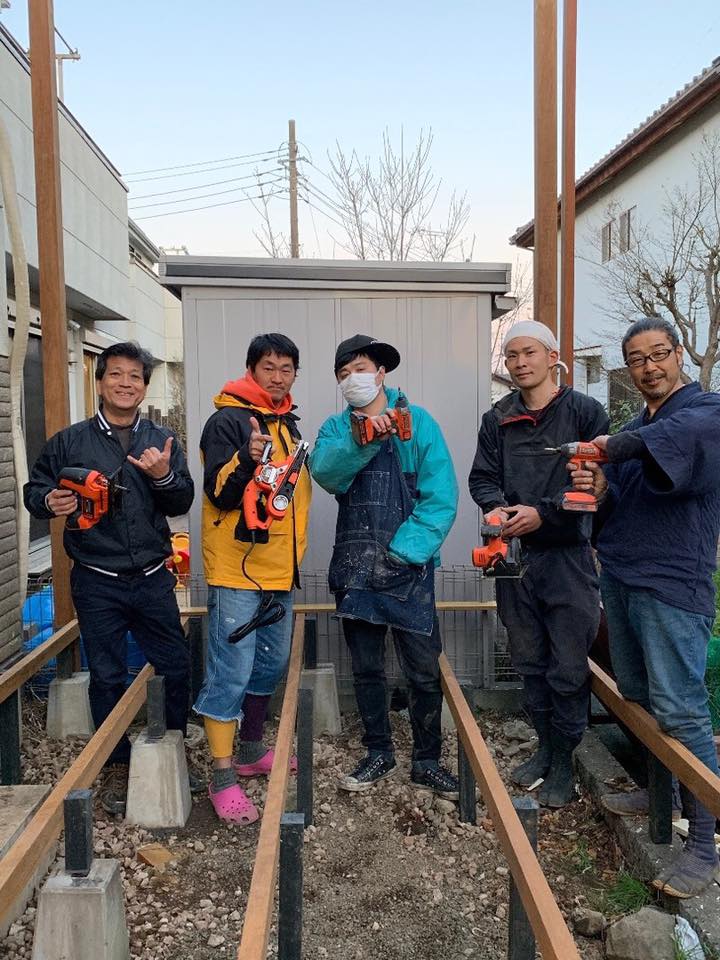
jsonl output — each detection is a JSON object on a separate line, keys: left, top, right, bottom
{"left": 339, "top": 371, "right": 382, "bottom": 408}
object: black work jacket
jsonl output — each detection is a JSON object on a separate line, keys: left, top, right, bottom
{"left": 23, "top": 410, "right": 194, "bottom": 573}
{"left": 468, "top": 387, "right": 609, "bottom": 548}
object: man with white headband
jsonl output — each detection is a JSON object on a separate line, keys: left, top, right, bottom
{"left": 469, "top": 320, "right": 608, "bottom": 807}
{"left": 310, "top": 334, "right": 459, "bottom": 798}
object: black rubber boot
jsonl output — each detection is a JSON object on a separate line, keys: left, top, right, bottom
{"left": 510, "top": 710, "right": 553, "bottom": 788}
{"left": 538, "top": 730, "right": 579, "bottom": 808}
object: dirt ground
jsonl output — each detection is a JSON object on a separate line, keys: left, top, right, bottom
{"left": 1, "top": 696, "right": 630, "bottom": 960}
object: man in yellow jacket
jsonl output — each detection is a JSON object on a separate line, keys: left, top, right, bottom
{"left": 195, "top": 333, "right": 311, "bottom": 823}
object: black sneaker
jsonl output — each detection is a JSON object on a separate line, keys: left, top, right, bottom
{"left": 339, "top": 755, "right": 398, "bottom": 792}
{"left": 187, "top": 767, "right": 205, "bottom": 795}
{"left": 411, "top": 765, "right": 459, "bottom": 800}
{"left": 100, "top": 763, "right": 129, "bottom": 816}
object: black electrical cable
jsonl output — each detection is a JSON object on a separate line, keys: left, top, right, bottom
{"left": 226, "top": 539, "right": 286, "bottom": 644}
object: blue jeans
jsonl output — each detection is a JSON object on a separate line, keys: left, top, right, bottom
{"left": 193, "top": 587, "right": 293, "bottom": 723}
{"left": 601, "top": 570, "right": 719, "bottom": 861}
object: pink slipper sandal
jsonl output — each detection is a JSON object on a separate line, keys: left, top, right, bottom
{"left": 233, "top": 749, "right": 298, "bottom": 778}
{"left": 208, "top": 783, "right": 259, "bottom": 824}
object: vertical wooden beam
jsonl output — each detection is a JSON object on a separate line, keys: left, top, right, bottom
{"left": 28, "top": 0, "right": 73, "bottom": 628}
{"left": 534, "top": 0, "right": 558, "bottom": 335}
{"left": 560, "top": 0, "right": 577, "bottom": 383}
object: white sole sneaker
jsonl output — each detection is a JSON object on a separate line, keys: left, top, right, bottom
{"left": 338, "top": 764, "right": 398, "bottom": 792}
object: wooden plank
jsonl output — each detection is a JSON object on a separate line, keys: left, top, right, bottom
{"left": 0, "top": 620, "right": 79, "bottom": 704}
{"left": 28, "top": 0, "right": 73, "bottom": 629}
{"left": 179, "top": 601, "right": 498, "bottom": 618}
{"left": 440, "top": 654, "right": 580, "bottom": 960}
{"left": 560, "top": 0, "right": 577, "bottom": 384}
{"left": 589, "top": 660, "right": 720, "bottom": 819}
{"left": 534, "top": 0, "right": 558, "bottom": 334}
{"left": 237, "top": 614, "right": 305, "bottom": 960}
{"left": 0, "top": 662, "right": 154, "bottom": 929}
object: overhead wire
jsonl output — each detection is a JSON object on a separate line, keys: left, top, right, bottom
{"left": 124, "top": 148, "right": 278, "bottom": 178}
{"left": 130, "top": 176, "right": 287, "bottom": 210}
{"left": 129, "top": 167, "right": 285, "bottom": 201}
{"left": 133, "top": 189, "right": 289, "bottom": 220}
{"left": 126, "top": 155, "right": 281, "bottom": 184}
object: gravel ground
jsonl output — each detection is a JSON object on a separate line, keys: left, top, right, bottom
{"left": 1, "top": 695, "right": 625, "bottom": 960}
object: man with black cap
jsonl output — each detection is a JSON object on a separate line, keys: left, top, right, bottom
{"left": 310, "top": 335, "right": 459, "bottom": 796}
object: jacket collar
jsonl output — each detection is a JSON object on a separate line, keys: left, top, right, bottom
{"left": 496, "top": 385, "right": 571, "bottom": 427}
{"left": 96, "top": 408, "right": 141, "bottom": 436}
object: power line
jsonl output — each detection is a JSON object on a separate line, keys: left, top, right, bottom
{"left": 129, "top": 168, "right": 285, "bottom": 201}
{"left": 124, "top": 149, "right": 279, "bottom": 178}
{"left": 130, "top": 176, "right": 286, "bottom": 210}
{"left": 126, "top": 155, "right": 281, "bottom": 184}
{"left": 134, "top": 189, "right": 289, "bottom": 220}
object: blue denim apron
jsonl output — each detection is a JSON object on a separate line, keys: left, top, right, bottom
{"left": 327, "top": 439, "right": 435, "bottom": 635}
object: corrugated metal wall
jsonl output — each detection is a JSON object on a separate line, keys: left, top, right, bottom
{"left": 182, "top": 284, "right": 505, "bottom": 688}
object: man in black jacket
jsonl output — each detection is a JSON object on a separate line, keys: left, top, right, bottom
{"left": 24, "top": 342, "right": 194, "bottom": 812}
{"left": 469, "top": 321, "right": 608, "bottom": 806}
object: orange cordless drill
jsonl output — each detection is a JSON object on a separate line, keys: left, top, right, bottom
{"left": 544, "top": 442, "right": 609, "bottom": 512}
{"left": 351, "top": 393, "right": 412, "bottom": 446}
{"left": 472, "top": 511, "right": 525, "bottom": 578}
{"left": 242, "top": 441, "right": 310, "bottom": 534}
{"left": 58, "top": 467, "right": 124, "bottom": 530}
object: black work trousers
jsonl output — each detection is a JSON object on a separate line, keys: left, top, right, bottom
{"left": 342, "top": 615, "right": 443, "bottom": 765}
{"left": 495, "top": 544, "right": 600, "bottom": 741}
{"left": 71, "top": 563, "right": 190, "bottom": 765}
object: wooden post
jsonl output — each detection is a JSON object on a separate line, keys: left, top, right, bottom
{"left": 288, "top": 119, "right": 299, "bottom": 258}
{"left": 534, "top": 0, "right": 558, "bottom": 335}
{"left": 560, "top": 0, "right": 577, "bottom": 383}
{"left": 28, "top": 0, "right": 73, "bottom": 630}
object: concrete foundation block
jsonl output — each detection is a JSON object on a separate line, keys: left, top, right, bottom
{"left": 301, "top": 663, "right": 342, "bottom": 736}
{"left": 0, "top": 785, "right": 55, "bottom": 939}
{"left": 125, "top": 729, "right": 191, "bottom": 828}
{"left": 46, "top": 672, "right": 94, "bottom": 739}
{"left": 31, "top": 858, "right": 129, "bottom": 960}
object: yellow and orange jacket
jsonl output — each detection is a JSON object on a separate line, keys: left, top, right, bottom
{"left": 200, "top": 374, "right": 311, "bottom": 590}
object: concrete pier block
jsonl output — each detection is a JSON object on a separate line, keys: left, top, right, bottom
{"left": 31, "top": 858, "right": 129, "bottom": 960}
{"left": 300, "top": 662, "right": 342, "bottom": 736}
{"left": 0, "top": 785, "right": 55, "bottom": 939}
{"left": 124, "top": 729, "right": 191, "bottom": 828}
{"left": 46, "top": 672, "right": 94, "bottom": 739}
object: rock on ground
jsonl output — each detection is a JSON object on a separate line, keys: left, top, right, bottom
{"left": 605, "top": 907, "right": 677, "bottom": 960}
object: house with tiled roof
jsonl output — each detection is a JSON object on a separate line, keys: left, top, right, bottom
{"left": 511, "top": 56, "right": 720, "bottom": 415}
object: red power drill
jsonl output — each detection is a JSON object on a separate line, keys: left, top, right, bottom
{"left": 58, "top": 467, "right": 124, "bottom": 530}
{"left": 544, "top": 442, "right": 609, "bottom": 512}
{"left": 351, "top": 393, "right": 412, "bottom": 446}
{"left": 471, "top": 511, "right": 525, "bottom": 578}
{"left": 242, "top": 441, "right": 310, "bottom": 534}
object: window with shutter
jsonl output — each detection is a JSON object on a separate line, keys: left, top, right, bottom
{"left": 619, "top": 211, "right": 629, "bottom": 253}
{"left": 601, "top": 221, "right": 613, "bottom": 262}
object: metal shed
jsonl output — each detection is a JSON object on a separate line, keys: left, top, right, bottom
{"left": 160, "top": 256, "right": 514, "bottom": 694}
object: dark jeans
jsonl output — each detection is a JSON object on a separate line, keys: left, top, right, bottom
{"left": 495, "top": 544, "right": 600, "bottom": 741}
{"left": 342, "top": 615, "right": 443, "bottom": 765}
{"left": 71, "top": 564, "right": 190, "bottom": 765}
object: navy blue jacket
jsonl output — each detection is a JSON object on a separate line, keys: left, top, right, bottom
{"left": 597, "top": 383, "right": 720, "bottom": 618}
{"left": 24, "top": 410, "right": 194, "bottom": 574}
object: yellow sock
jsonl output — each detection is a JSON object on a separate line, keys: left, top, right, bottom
{"left": 204, "top": 717, "right": 237, "bottom": 759}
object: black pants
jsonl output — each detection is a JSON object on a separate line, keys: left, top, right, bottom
{"left": 71, "top": 564, "right": 190, "bottom": 765}
{"left": 495, "top": 544, "right": 600, "bottom": 741}
{"left": 342, "top": 615, "right": 443, "bottom": 764}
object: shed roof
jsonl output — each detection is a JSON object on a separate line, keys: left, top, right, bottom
{"left": 511, "top": 54, "right": 720, "bottom": 249}
{"left": 159, "top": 256, "right": 511, "bottom": 296}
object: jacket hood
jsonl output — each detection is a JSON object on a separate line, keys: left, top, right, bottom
{"left": 214, "top": 372, "right": 294, "bottom": 415}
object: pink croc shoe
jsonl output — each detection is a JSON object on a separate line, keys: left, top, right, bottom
{"left": 233, "top": 749, "right": 298, "bottom": 778}
{"left": 208, "top": 783, "right": 259, "bottom": 824}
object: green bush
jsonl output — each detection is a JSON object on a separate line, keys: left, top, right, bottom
{"left": 714, "top": 568, "right": 720, "bottom": 636}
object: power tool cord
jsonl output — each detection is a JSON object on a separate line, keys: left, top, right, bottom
{"left": 226, "top": 539, "right": 287, "bottom": 644}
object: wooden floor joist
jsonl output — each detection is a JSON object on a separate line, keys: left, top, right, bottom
{"left": 440, "top": 654, "right": 580, "bottom": 960}
{"left": 0, "top": 620, "right": 79, "bottom": 704}
{"left": 590, "top": 659, "right": 720, "bottom": 819}
{"left": 179, "top": 600, "right": 497, "bottom": 619}
{"left": 237, "top": 613, "right": 305, "bottom": 960}
{"left": 0, "top": 662, "right": 154, "bottom": 929}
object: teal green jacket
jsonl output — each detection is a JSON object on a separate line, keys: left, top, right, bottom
{"left": 309, "top": 386, "right": 459, "bottom": 566}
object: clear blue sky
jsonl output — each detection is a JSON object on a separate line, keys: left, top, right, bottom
{"left": 2, "top": 1, "right": 719, "bottom": 269}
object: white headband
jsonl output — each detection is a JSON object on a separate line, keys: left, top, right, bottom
{"left": 502, "top": 320, "right": 569, "bottom": 374}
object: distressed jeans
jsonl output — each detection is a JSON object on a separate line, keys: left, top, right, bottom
{"left": 193, "top": 586, "right": 293, "bottom": 723}
{"left": 342, "top": 615, "right": 443, "bottom": 766}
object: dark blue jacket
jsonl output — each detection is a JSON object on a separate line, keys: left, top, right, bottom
{"left": 597, "top": 383, "right": 720, "bottom": 618}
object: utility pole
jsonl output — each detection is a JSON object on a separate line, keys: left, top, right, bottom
{"left": 559, "top": 0, "right": 577, "bottom": 384}
{"left": 533, "top": 0, "right": 558, "bottom": 336}
{"left": 28, "top": 0, "right": 73, "bottom": 630}
{"left": 288, "top": 119, "right": 299, "bottom": 258}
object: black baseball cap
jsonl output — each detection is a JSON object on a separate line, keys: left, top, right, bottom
{"left": 334, "top": 334, "right": 401, "bottom": 375}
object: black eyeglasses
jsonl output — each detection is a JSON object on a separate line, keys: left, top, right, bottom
{"left": 625, "top": 348, "right": 675, "bottom": 369}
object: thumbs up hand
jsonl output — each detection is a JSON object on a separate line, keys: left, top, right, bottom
{"left": 127, "top": 435, "right": 174, "bottom": 479}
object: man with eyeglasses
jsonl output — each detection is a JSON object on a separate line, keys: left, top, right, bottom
{"left": 570, "top": 316, "right": 720, "bottom": 899}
